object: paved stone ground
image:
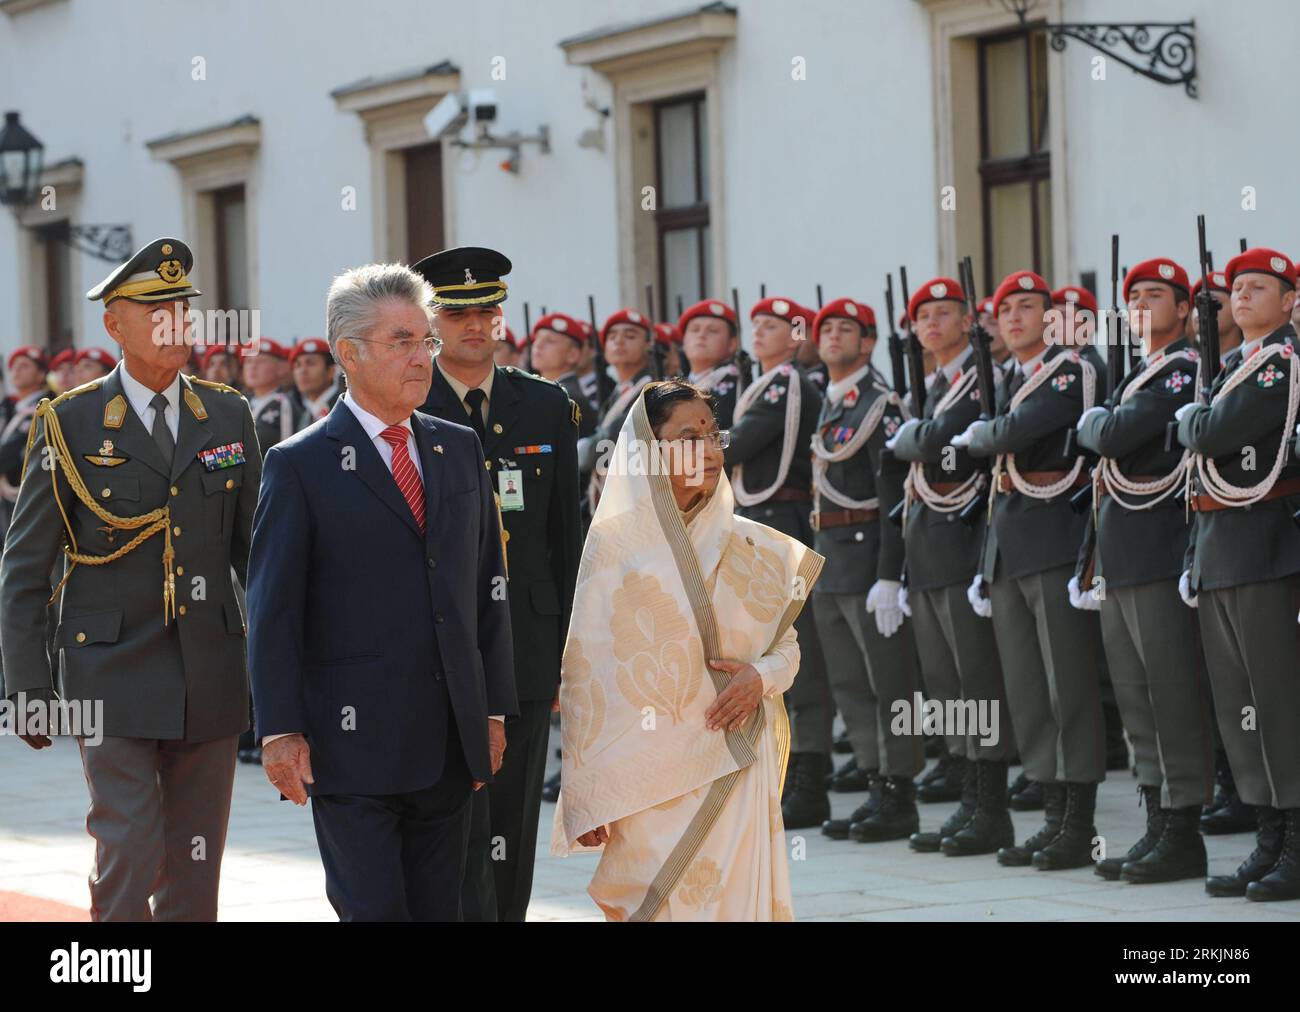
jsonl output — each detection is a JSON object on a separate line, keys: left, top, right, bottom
{"left": 1, "top": 732, "right": 1296, "bottom": 922}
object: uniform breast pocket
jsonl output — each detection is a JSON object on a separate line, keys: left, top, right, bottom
{"left": 200, "top": 467, "right": 244, "bottom": 544}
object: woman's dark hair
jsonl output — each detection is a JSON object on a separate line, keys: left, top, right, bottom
{"left": 643, "top": 379, "right": 715, "bottom": 435}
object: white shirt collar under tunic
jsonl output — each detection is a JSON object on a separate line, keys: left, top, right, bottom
{"left": 340, "top": 390, "right": 422, "bottom": 480}
{"left": 118, "top": 362, "right": 181, "bottom": 440}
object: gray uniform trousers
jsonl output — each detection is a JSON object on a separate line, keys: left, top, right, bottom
{"left": 77, "top": 734, "right": 238, "bottom": 921}
{"left": 1098, "top": 579, "right": 1214, "bottom": 808}
{"left": 786, "top": 601, "right": 833, "bottom": 757}
{"left": 988, "top": 561, "right": 1105, "bottom": 784}
{"left": 1197, "top": 574, "right": 1300, "bottom": 808}
{"left": 911, "top": 583, "right": 1017, "bottom": 762}
{"left": 812, "top": 591, "right": 924, "bottom": 778}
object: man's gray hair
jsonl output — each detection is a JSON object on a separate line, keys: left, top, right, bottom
{"left": 325, "top": 263, "right": 434, "bottom": 370}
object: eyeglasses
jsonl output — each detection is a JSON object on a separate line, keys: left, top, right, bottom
{"left": 348, "top": 335, "right": 443, "bottom": 358}
{"left": 665, "top": 429, "right": 730, "bottom": 450}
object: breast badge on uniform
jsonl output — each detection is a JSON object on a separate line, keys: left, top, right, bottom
{"left": 1163, "top": 371, "right": 1192, "bottom": 393}
{"left": 832, "top": 426, "right": 856, "bottom": 445}
{"left": 1050, "top": 373, "right": 1077, "bottom": 392}
{"left": 843, "top": 386, "right": 860, "bottom": 407}
{"left": 883, "top": 416, "right": 900, "bottom": 438}
{"left": 763, "top": 384, "right": 786, "bottom": 404}
{"left": 1257, "top": 363, "right": 1284, "bottom": 388}
{"left": 714, "top": 380, "right": 735, "bottom": 396}
{"left": 84, "top": 438, "right": 128, "bottom": 467}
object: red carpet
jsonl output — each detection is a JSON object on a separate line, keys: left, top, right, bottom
{"left": 0, "top": 890, "right": 89, "bottom": 922}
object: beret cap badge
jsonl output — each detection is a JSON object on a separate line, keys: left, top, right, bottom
{"left": 1159, "top": 263, "right": 1175, "bottom": 279}
{"left": 1271, "top": 256, "right": 1287, "bottom": 272}
{"left": 1018, "top": 276, "right": 1034, "bottom": 290}
{"left": 773, "top": 299, "right": 790, "bottom": 315}
{"left": 709, "top": 302, "right": 724, "bottom": 315}
{"left": 930, "top": 283, "right": 947, "bottom": 298}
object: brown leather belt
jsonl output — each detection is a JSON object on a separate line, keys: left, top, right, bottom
{"left": 928, "top": 481, "right": 967, "bottom": 495}
{"left": 996, "top": 470, "right": 1090, "bottom": 494}
{"left": 810, "top": 507, "right": 879, "bottom": 531}
{"left": 1190, "top": 476, "right": 1300, "bottom": 513}
{"left": 768, "top": 488, "right": 813, "bottom": 503}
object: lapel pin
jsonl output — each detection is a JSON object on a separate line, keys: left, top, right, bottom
{"left": 433, "top": 444, "right": 444, "bottom": 454}
{"left": 492, "top": 422, "right": 503, "bottom": 434}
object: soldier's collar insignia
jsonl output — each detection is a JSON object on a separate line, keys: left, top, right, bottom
{"left": 103, "top": 394, "right": 127, "bottom": 429}
{"left": 183, "top": 387, "right": 208, "bottom": 420}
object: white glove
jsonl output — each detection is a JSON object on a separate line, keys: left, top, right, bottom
{"left": 1173, "top": 402, "right": 1198, "bottom": 423}
{"left": 1076, "top": 406, "right": 1107, "bottom": 432}
{"left": 1067, "top": 574, "right": 1101, "bottom": 611}
{"left": 884, "top": 417, "right": 920, "bottom": 451}
{"left": 966, "top": 574, "right": 992, "bottom": 619}
{"left": 1178, "top": 569, "right": 1198, "bottom": 609}
{"left": 897, "top": 585, "right": 911, "bottom": 617}
{"left": 950, "top": 419, "right": 987, "bottom": 448}
{"left": 866, "top": 579, "right": 905, "bottom": 638}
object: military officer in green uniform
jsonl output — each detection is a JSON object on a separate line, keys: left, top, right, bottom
{"left": 1073, "top": 258, "right": 1213, "bottom": 883}
{"left": 723, "top": 295, "right": 830, "bottom": 828}
{"left": 414, "top": 247, "right": 582, "bottom": 922}
{"left": 888, "top": 277, "right": 1017, "bottom": 856}
{"left": 1176, "top": 248, "right": 1300, "bottom": 902}
{"left": 954, "top": 269, "right": 1107, "bottom": 872}
{"left": 803, "top": 296, "right": 925, "bottom": 842}
{"left": 0, "top": 237, "right": 262, "bottom": 920}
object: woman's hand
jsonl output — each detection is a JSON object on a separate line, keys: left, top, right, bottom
{"left": 577, "top": 825, "right": 610, "bottom": 847}
{"left": 706, "top": 660, "right": 764, "bottom": 731}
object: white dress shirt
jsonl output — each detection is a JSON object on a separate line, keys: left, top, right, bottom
{"left": 825, "top": 363, "right": 871, "bottom": 406}
{"left": 118, "top": 362, "right": 181, "bottom": 440}
{"left": 341, "top": 391, "right": 423, "bottom": 481}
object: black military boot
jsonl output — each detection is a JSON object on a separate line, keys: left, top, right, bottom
{"left": 833, "top": 729, "right": 853, "bottom": 755}
{"left": 1246, "top": 809, "right": 1300, "bottom": 902}
{"left": 911, "top": 761, "right": 976, "bottom": 852}
{"left": 781, "top": 751, "right": 800, "bottom": 800}
{"left": 1033, "top": 782, "right": 1099, "bottom": 870}
{"left": 916, "top": 754, "right": 966, "bottom": 803}
{"left": 997, "top": 782, "right": 1066, "bottom": 866}
{"left": 1009, "top": 773, "right": 1045, "bottom": 811}
{"left": 781, "top": 752, "right": 831, "bottom": 830}
{"left": 1095, "top": 785, "right": 1163, "bottom": 880}
{"left": 830, "top": 758, "right": 875, "bottom": 793}
{"left": 541, "top": 770, "right": 561, "bottom": 804}
{"left": 943, "top": 759, "right": 1015, "bottom": 856}
{"left": 823, "top": 774, "right": 882, "bottom": 840}
{"left": 1122, "top": 804, "right": 1207, "bottom": 884}
{"left": 1207, "top": 807, "right": 1285, "bottom": 897}
{"left": 849, "top": 776, "right": 920, "bottom": 842}
{"left": 1200, "top": 752, "right": 1257, "bottom": 835}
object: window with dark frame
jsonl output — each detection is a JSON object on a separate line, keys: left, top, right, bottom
{"left": 403, "top": 141, "right": 445, "bottom": 264}
{"left": 978, "top": 26, "right": 1052, "bottom": 295}
{"left": 36, "top": 222, "right": 74, "bottom": 354}
{"left": 212, "top": 183, "right": 250, "bottom": 312}
{"left": 653, "top": 93, "right": 710, "bottom": 321}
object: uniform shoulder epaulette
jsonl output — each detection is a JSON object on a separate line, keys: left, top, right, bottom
{"left": 191, "top": 377, "right": 242, "bottom": 395}
{"left": 506, "top": 366, "right": 562, "bottom": 391}
{"left": 570, "top": 398, "right": 582, "bottom": 428}
{"left": 46, "top": 379, "right": 103, "bottom": 411}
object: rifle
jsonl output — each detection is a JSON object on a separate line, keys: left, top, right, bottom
{"left": 587, "top": 294, "right": 616, "bottom": 405}
{"left": 523, "top": 301, "right": 532, "bottom": 342}
{"left": 731, "top": 286, "right": 753, "bottom": 396}
{"left": 1197, "top": 216, "right": 1222, "bottom": 402}
{"left": 815, "top": 284, "right": 824, "bottom": 310}
{"left": 899, "top": 266, "right": 927, "bottom": 418}
{"left": 1240, "top": 237, "right": 1249, "bottom": 254}
{"left": 958, "top": 255, "right": 999, "bottom": 526}
{"left": 884, "top": 274, "right": 908, "bottom": 399}
{"left": 1078, "top": 234, "right": 1123, "bottom": 506}
{"left": 645, "top": 282, "right": 665, "bottom": 379}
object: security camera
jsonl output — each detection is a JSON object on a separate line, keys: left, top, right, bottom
{"left": 468, "top": 88, "right": 498, "bottom": 125}
{"left": 423, "top": 92, "right": 467, "bottom": 138}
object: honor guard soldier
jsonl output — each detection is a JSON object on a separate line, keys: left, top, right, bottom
{"left": 414, "top": 246, "right": 581, "bottom": 922}
{"left": 0, "top": 237, "right": 263, "bottom": 920}
{"left": 655, "top": 321, "right": 684, "bottom": 378}
{"left": 680, "top": 299, "right": 743, "bottom": 428}
{"left": 529, "top": 313, "right": 595, "bottom": 440}
{"left": 289, "top": 337, "right": 343, "bottom": 422}
{"left": 1073, "top": 257, "right": 1214, "bottom": 882}
{"left": 953, "top": 269, "right": 1107, "bottom": 871}
{"left": 583, "top": 308, "right": 655, "bottom": 511}
{"left": 201, "top": 343, "right": 242, "bottom": 388}
{"left": 73, "top": 347, "right": 118, "bottom": 386}
{"left": 887, "top": 278, "right": 1017, "bottom": 856}
{"left": 0, "top": 347, "right": 52, "bottom": 532}
{"left": 242, "top": 338, "right": 310, "bottom": 450}
{"left": 48, "top": 348, "right": 77, "bottom": 394}
{"left": 805, "top": 296, "right": 926, "bottom": 841}
{"left": 1176, "top": 248, "right": 1300, "bottom": 902}
{"left": 724, "top": 295, "right": 830, "bottom": 828}
{"left": 1191, "top": 269, "right": 1244, "bottom": 361}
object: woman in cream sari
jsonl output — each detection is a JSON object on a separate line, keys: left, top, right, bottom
{"left": 553, "top": 381, "right": 824, "bottom": 921}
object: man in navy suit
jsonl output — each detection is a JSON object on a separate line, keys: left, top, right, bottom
{"left": 247, "top": 262, "right": 517, "bottom": 921}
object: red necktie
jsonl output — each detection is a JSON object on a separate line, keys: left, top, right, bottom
{"left": 379, "top": 424, "right": 426, "bottom": 533}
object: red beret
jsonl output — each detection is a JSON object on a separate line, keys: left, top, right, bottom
{"left": 49, "top": 348, "right": 77, "bottom": 369}
{"left": 599, "top": 307, "right": 652, "bottom": 344}
{"left": 200, "top": 345, "right": 241, "bottom": 370}
{"left": 1190, "top": 270, "right": 1230, "bottom": 301}
{"left": 1225, "top": 247, "right": 1297, "bottom": 289}
{"left": 531, "top": 312, "right": 586, "bottom": 345}
{"left": 242, "top": 337, "right": 289, "bottom": 360}
{"left": 908, "top": 277, "right": 966, "bottom": 322}
{"left": 813, "top": 298, "right": 876, "bottom": 342}
{"left": 750, "top": 296, "right": 815, "bottom": 334}
{"left": 1052, "top": 286, "right": 1098, "bottom": 315}
{"left": 978, "top": 297, "right": 994, "bottom": 316}
{"left": 992, "top": 271, "right": 1052, "bottom": 315}
{"left": 678, "top": 299, "right": 737, "bottom": 333}
{"left": 7, "top": 345, "right": 48, "bottom": 371}
{"left": 1123, "top": 258, "right": 1190, "bottom": 302}
{"left": 653, "top": 322, "right": 680, "bottom": 346}
{"left": 289, "top": 337, "right": 333, "bottom": 364}
{"left": 75, "top": 347, "right": 118, "bottom": 370}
